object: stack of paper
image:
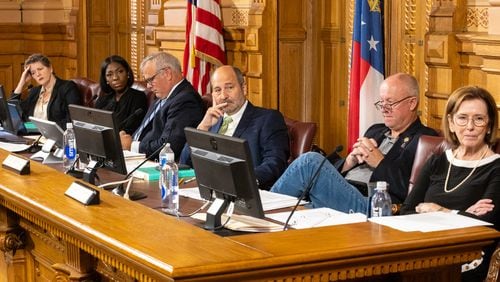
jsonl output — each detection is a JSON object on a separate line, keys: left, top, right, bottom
{"left": 179, "top": 188, "right": 308, "bottom": 212}
{"left": 266, "top": 208, "right": 367, "bottom": 229}
{"left": 368, "top": 212, "right": 493, "bottom": 232}
{"left": 192, "top": 213, "right": 283, "bottom": 232}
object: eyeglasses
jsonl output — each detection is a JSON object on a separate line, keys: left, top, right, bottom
{"left": 453, "top": 114, "right": 488, "bottom": 127}
{"left": 144, "top": 68, "right": 167, "bottom": 85}
{"left": 374, "top": 96, "right": 414, "bottom": 112}
{"left": 212, "top": 84, "right": 237, "bottom": 95}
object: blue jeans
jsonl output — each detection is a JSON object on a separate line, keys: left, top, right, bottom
{"left": 270, "top": 152, "right": 368, "bottom": 214}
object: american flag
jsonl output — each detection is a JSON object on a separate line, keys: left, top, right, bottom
{"left": 348, "top": 0, "right": 385, "bottom": 150}
{"left": 183, "top": 0, "right": 226, "bottom": 95}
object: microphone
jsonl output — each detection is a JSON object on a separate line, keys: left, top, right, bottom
{"left": 119, "top": 108, "right": 144, "bottom": 128}
{"left": 108, "top": 142, "right": 168, "bottom": 200}
{"left": 283, "top": 145, "right": 343, "bottom": 231}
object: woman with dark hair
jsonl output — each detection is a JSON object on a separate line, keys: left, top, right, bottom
{"left": 401, "top": 86, "right": 499, "bottom": 281}
{"left": 13, "top": 53, "right": 81, "bottom": 130}
{"left": 95, "top": 55, "right": 147, "bottom": 134}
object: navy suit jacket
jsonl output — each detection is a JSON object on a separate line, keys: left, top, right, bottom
{"left": 181, "top": 102, "right": 290, "bottom": 190}
{"left": 135, "top": 79, "right": 204, "bottom": 158}
{"left": 20, "top": 77, "right": 82, "bottom": 130}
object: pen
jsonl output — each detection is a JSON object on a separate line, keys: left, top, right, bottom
{"left": 184, "top": 177, "right": 196, "bottom": 184}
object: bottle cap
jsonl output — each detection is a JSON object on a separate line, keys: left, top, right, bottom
{"left": 376, "top": 181, "right": 387, "bottom": 190}
{"left": 66, "top": 122, "right": 73, "bottom": 129}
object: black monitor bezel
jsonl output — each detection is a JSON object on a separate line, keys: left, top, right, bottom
{"left": 184, "top": 127, "right": 265, "bottom": 224}
{"left": 0, "top": 85, "right": 15, "bottom": 133}
{"left": 68, "top": 104, "right": 127, "bottom": 176}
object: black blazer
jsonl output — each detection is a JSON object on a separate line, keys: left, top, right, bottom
{"left": 95, "top": 87, "right": 148, "bottom": 134}
{"left": 20, "top": 77, "right": 82, "bottom": 130}
{"left": 136, "top": 79, "right": 205, "bottom": 158}
{"left": 336, "top": 118, "right": 437, "bottom": 204}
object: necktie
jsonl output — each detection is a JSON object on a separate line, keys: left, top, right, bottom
{"left": 218, "top": 116, "right": 233, "bottom": 135}
{"left": 132, "top": 99, "right": 164, "bottom": 141}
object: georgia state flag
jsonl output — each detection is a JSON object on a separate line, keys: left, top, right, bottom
{"left": 348, "top": 0, "right": 385, "bottom": 150}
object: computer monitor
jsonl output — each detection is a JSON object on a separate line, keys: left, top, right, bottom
{"left": 0, "top": 85, "right": 15, "bottom": 133}
{"left": 68, "top": 105, "right": 127, "bottom": 183}
{"left": 184, "top": 127, "right": 265, "bottom": 230}
{"left": 29, "top": 116, "right": 65, "bottom": 164}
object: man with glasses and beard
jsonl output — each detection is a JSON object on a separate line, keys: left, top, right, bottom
{"left": 271, "top": 73, "right": 437, "bottom": 214}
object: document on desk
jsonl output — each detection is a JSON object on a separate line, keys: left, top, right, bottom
{"left": 123, "top": 150, "right": 146, "bottom": 160}
{"left": 0, "top": 141, "right": 31, "bottom": 153}
{"left": 192, "top": 213, "right": 283, "bottom": 232}
{"left": 179, "top": 188, "right": 308, "bottom": 211}
{"left": 266, "top": 208, "right": 367, "bottom": 229}
{"left": 368, "top": 212, "right": 493, "bottom": 232}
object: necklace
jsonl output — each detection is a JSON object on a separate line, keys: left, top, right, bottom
{"left": 444, "top": 146, "right": 488, "bottom": 193}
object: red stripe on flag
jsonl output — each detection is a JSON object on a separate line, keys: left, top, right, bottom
{"left": 183, "top": 0, "right": 226, "bottom": 95}
{"left": 195, "top": 37, "right": 226, "bottom": 65}
{"left": 196, "top": 8, "right": 223, "bottom": 32}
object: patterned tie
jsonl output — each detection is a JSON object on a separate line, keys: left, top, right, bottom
{"left": 132, "top": 99, "right": 164, "bottom": 141}
{"left": 218, "top": 116, "right": 233, "bottom": 135}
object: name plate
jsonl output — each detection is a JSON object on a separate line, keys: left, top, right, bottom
{"left": 65, "top": 181, "right": 100, "bottom": 205}
{"left": 2, "top": 154, "right": 30, "bottom": 175}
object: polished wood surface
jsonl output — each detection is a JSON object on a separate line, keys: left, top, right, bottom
{"left": 0, "top": 148, "right": 498, "bottom": 281}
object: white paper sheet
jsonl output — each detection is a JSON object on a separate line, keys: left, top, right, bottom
{"left": 266, "top": 207, "right": 367, "bottom": 229}
{"left": 368, "top": 212, "right": 493, "bottom": 232}
{"left": 0, "top": 141, "right": 32, "bottom": 153}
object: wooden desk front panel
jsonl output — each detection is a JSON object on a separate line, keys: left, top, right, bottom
{"left": 0, "top": 149, "right": 498, "bottom": 281}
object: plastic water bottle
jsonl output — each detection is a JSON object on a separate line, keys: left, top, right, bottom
{"left": 63, "top": 122, "right": 77, "bottom": 170}
{"left": 159, "top": 143, "right": 179, "bottom": 215}
{"left": 371, "top": 181, "right": 392, "bottom": 217}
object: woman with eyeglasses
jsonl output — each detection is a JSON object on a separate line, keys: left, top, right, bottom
{"left": 401, "top": 86, "right": 499, "bottom": 282}
{"left": 95, "top": 55, "right": 147, "bottom": 134}
{"left": 13, "top": 53, "right": 82, "bottom": 130}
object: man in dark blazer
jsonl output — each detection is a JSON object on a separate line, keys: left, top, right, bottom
{"left": 271, "top": 73, "right": 438, "bottom": 213}
{"left": 180, "top": 65, "right": 289, "bottom": 190}
{"left": 120, "top": 52, "right": 204, "bottom": 158}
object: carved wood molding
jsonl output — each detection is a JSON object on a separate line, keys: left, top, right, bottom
{"left": 0, "top": 199, "right": 156, "bottom": 281}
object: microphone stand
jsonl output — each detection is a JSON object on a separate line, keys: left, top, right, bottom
{"left": 101, "top": 143, "right": 168, "bottom": 201}
{"left": 282, "top": 146, "right": 343, "bottom": 231}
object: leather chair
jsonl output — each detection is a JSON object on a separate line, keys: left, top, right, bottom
{"left": 131, "top": 80, "right": 155, "bottom": 108}
{"left": 284, "top": 117, "right": 317, "bottom": 163}
{"left": 201, "top": 93, "right": 213, "bottom": 110}
{"left": 71, "top": 77, "right": 100, "bottom": 107}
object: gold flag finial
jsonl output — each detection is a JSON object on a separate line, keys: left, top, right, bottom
{"left": 367, "top": 0, "right": 381, "bottom": 12}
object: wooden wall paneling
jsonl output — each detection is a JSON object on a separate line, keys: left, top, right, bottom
{"left": 87, "top": 0, "right": 115, "bottom": 81}
{"left": 278, "top": 0, "right": 311, "bottom": 120}
{"left": 425, "top": 0, "right": 467, "bottom": 131}
{"left": 315, "top": 0, "right": 348, "bottom": 154}
{"left": 259, "top": 1, "right": 278, "bottom": 109}
{"left": 116, "top": 2, "right": 131, "bottom": 61}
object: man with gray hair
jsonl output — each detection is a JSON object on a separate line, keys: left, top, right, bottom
{"left": 271, "top": 73, "right": 437, "bottom": 213}
{"left": 120, "top": 52, "right": 205, "bottom": 158}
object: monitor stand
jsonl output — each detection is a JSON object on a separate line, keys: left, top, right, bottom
{"left": 205, "top": 198, "right": 231, "bottom": 230}
{"left": 82, "top": 160, "right": 147, "bottom": 201}
{"left": 30, "top": 139, "right": 63, "bottom": 164}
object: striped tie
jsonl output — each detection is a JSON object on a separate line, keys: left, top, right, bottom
{"left": 132, "top": 99, "right": 164, "bottom": 141}
{"left": 218, "top": 116, "right": 233, "bottom": 135}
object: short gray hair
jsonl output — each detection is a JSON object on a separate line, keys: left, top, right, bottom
{"left": 140, "top": 52, "right": 182, "bottom": 74}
